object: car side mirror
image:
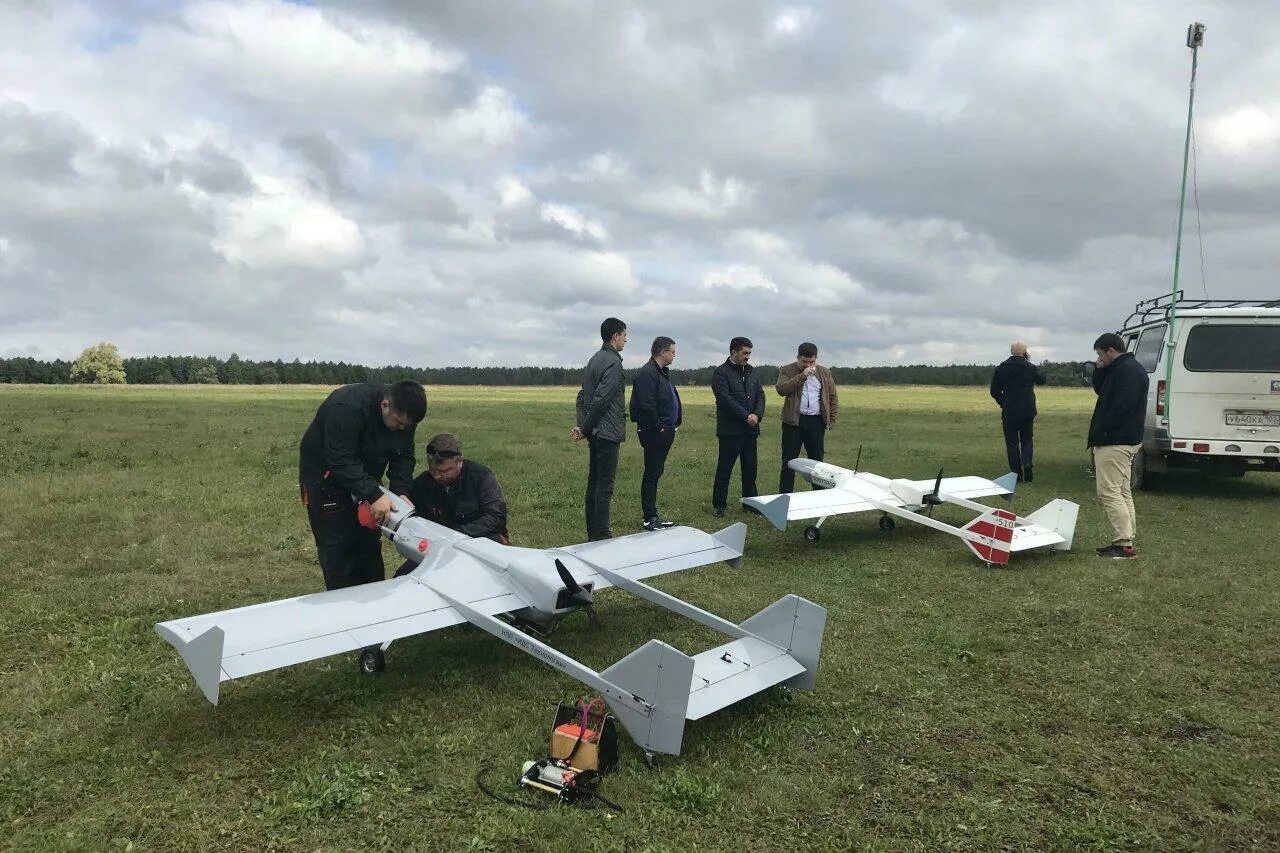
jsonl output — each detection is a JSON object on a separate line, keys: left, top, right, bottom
{"left": 1080, "top": 361, "right": 1095, "bottom": 386}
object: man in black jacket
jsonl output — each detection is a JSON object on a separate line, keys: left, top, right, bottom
{"left": 630, "top": 336, "right": 681, "bottom": 531}
{"left": 1088, "top": 332, "right": 1149, "bottom": 560}
{"left": 711, "top": 336, "right": 765, "bottom": 517}
{"left": 990, "top": 341, "right": 1047, "bottom": 482}
{"left": 298, "top": 380, "right": 427, "bottom": 590}
{"left": 392, "top": 434, "right": 508, "bottom": 576}
{"left": 571, "top": 317, "right": 628, "bottom": 541}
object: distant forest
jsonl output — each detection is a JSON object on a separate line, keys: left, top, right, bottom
{"left": 0, "top": 354, "right": 1089, "bottom": 387}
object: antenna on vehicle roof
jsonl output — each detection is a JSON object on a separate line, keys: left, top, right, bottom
{"left": 1165, "top": 21, "right": 1207, "bottom": 422}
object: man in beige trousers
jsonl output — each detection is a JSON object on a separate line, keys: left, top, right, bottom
{"left": 775, "top": 342, "right": 839, "bottom": 493}
{"left": 1087, "top": 332, "right": 1149, "bottom": 560}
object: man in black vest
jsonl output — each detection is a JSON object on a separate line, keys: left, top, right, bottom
{"left": 989, "top": 341, "right": 1047, "bottom": 482}
{"left": 298, "top": 380, "right": 427, "bottom": 590}
{"left": 630, "top": 336, "right": 681, "bottom": 531}
{"left": 711, "top": 336, "right": 765, "bottom": 517}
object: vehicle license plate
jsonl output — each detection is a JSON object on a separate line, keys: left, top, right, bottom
{"left": 1225, "top": 411, "right": 1280, "bottom": 427}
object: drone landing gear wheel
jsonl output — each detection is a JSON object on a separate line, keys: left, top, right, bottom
{"left": 358, "top": 646, "right": 386, "bottom": 675}
{"left": 878, "top": 515, "right": 896, "bottom": 532}
{"left": 803, "top": 525, "right": 821, "bottom": 543}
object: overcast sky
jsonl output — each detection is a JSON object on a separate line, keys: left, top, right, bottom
{"left": 2, "top": 1, "right": 1277, "bottom": 370}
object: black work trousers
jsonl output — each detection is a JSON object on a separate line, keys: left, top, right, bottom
{"left": 638, "top": 427, "right": 676, "bottom": 520}
{"left": 302, "top": 481, "right": 384, "bottom": 591}
{"left": 712, "top": 434, "right": 759, "bottom": 509}
{"left": 1002, "top": 416, "right": 1035, "bottom": 472}
{"left": 779, "top": 414, "right": 826, "bottom": 493}
{"left": 584, "top": 436, "right": 620, "bottom": 540}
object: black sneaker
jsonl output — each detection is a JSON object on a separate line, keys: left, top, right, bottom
{"left": 1096, "top": 544, "right": 1137, "bottom": 560}
{"left": 712, "top": 507, "right": 726, "bottom": 518}
{"left": 643, "top": 516, "right": 675, "bottom": 531}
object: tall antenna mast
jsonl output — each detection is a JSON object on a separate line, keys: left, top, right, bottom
{"left": 1165, "top": 22, "right": 1205, "bottom": 422}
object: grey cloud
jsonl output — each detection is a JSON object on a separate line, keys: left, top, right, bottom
{"left": 168, "top": 141, "right": 254, "bottom": 195}
{"left": 3, "top": 1, "right": 1279, "bottom": 370}
{"left": 0, "top": 100, "right": 91, "bottom": 181}
{"left": 282, "top": 133, "right": 352, "bottom": 197}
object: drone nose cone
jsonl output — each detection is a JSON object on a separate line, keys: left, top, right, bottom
{"left": 788, "top": 458, "right": 818, "bottom": 478}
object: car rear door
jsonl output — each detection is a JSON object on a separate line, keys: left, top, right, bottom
{"left": 1170, "top": 319, "right": 1280, "bottom": 442}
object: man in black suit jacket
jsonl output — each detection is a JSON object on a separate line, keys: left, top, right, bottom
{"left": 710, "top": 336, "right": 765, "bottom": 516}
{"left": 990, "top": 341, "right": 1047, "bottom": 482}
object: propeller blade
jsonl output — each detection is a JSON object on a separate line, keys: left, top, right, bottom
{"left": 554, "top": 558, "right": 582, "bottom": 594}
{"left": 853, "top": 444, "right": 863, "bottom": 473}
{"left": 923, "top": 467, "right": 945, "bottom": 508}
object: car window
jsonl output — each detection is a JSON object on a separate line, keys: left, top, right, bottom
{"left": 1133, "top": 325, "right": 1166, "bottom": 373}
{"left": 1184, "top": 324, "right": 1280, "bottom": 372}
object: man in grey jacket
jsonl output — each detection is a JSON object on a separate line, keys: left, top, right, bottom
{"left": 571, "top": 317, "right": 628, "bottom": 540}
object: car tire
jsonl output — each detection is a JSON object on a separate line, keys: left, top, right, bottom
{"left": 1132, "top": 451, "right": 1159, "bottom": 491}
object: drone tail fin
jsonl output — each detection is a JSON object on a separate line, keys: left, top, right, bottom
{"left": 601, "top": 640, "right": 694, "bottom": 756}
{"left": 961, "top": 507, "right": 1015, "bottom": 566}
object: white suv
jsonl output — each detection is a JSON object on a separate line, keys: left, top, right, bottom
{"left": 1114, "top": 293, "right": 1280, "bottom": 489}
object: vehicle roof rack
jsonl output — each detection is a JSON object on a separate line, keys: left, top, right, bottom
{"left": 1122, "top": 291, "right": 1280, "bottom": 331}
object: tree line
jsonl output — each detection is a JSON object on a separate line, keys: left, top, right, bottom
{"left": 0, "top": 352, "right": 1088, "bottom": 387}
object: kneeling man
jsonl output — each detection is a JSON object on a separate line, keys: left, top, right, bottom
{"left": 396, "top": 434, "right": 509, "bottom": 577}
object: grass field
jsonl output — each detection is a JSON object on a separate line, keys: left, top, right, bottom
{"left": 1, "top": 384, "right": 1277, "bottom": 852}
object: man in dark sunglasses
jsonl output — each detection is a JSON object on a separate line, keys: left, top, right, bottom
{"left": 403, "top": 433, "right": 509, "bottom": 552}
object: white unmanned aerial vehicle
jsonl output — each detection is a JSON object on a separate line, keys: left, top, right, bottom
{"left": 743, "top": 457, "right": 1079, "bottom": 565}
{"left": 156, "top": 491, "right": 826, "bottom": 760}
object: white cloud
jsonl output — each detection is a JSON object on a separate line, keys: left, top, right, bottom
{"left": 702, "top": 263, "right": 777, "bottom": 292}
{"left": 637, "top": 169, "right": 753, "bottom": 220}
{"left": 540, "top": 203, "right": 608, "bottom": 242}
{"left": 213, "top": 185, "right": 368, "bottom": 272}
{"left": 1206, "top": 105, "right": 1280, "bottom": 152}
{"left": 770, "top": 7, "right": 815, "bottom": 40}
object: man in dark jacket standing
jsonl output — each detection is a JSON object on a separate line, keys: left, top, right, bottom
{"left": 630, "top": 336, "right": 681, "bottom": 531}
{"left": 298, "top": 380, "right": 427, "bottom": 590}
{"left": 711, "top": 336, "right": 765, "bottom": 517}
{"left": 1088, "top": 332, "right": 1149, "bottom": 560}
{"left": 990, "top": 341, "right": 1047, "bottom": 482}
{"left": 571, "top": 317, "right": 628, "bottom": 540}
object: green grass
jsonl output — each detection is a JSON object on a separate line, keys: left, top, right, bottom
{"left": 1, "top": 384, "right": 1277, "bottom": 852}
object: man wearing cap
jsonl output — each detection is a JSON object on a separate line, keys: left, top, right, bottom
{"left": 407, "top": 433, "right": 509, "bottom": 545}
{"left": 298, "top": 380, "right": 426, "bottom": 591}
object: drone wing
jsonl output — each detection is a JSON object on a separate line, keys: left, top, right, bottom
{"left": 154, "top": 548, "right": 523, "bottom": 705}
